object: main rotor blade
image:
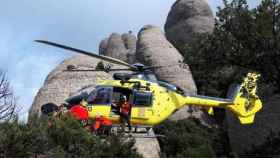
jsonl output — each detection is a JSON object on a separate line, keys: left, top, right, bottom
{"left": 143, "top": 64, "right": 180, "bottom": 70}
{"left": 64, "top": 68, "right": 132, "bottom": 72}
{"left": 35, "top": 40, "right": 134, "bottom": 69}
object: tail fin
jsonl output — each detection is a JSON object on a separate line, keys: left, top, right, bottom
{"left": 226, "top": 73, "right": 262, "bottom": 124}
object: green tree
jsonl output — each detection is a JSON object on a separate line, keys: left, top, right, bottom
{"left": 154, "top": 118, "right": 229, "bottom": 158}
{"left": 184, "top": 0, "right": 280, "bottom": 98}
{"left": 0, "top": 114, "right": 142, "bottom": 158}
{"left": 245, "top": 131, "right": 280, "bottom": 157}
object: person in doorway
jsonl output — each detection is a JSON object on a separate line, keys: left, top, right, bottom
{"left": 112, "top": 95, "right": 132, "bottom": 131}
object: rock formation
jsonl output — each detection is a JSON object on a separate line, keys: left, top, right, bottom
{"left": 99, "top": 32, "right": 137, "bottom": 63}
{"left": 137, "top": 25, "right": 197, "bottom": 94}
{"left": 136, "top": 25, "right": 206, "bottom": 121}
{"left": 165, "top": 0, "right": 214, "bottom": 52}
{"left": 29, "top": 55, "right": 112, "bottom": 114}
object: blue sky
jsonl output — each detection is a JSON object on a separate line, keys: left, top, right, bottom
{"left": 0, "top": 0, "right": 260, "bottom": 120}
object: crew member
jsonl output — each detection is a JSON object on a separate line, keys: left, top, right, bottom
{"left": 93, "top": 114, "right": 112, "bottom": 135}
{"left": 69, "top": 100, "right": 89, "bottom": 127}
{"left": 113, "top": 95, "right": 132, "bottom": 131}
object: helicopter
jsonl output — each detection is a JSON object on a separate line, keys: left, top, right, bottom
{"left": 36, "top": 40, "right": 262, "bottom": 129}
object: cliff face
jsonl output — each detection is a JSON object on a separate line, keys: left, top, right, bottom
{"left": 136, "top": 25, "right": 204, "bottom": 121}
{"left": 30, "top": 55, "right": 112, "bottom": 114}
{"left": 99, "top": 32, "right": 137, "bottom": 64}
{"left": 136, "top": 25, "right": 197, "bottom": 94}
{"left": 165, "top": 0, "right": 214, "bottom": 52}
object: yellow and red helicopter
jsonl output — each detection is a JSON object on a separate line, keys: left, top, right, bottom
{"left": 36, "top": 40, "right": 262, "bottom": 129}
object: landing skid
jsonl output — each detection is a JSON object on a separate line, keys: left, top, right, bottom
{"left": 108, "top": 125, "right": 164, "bottom": 138}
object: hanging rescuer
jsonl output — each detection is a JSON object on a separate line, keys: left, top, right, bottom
{"left": 93, "top": 114, "right": 112, "bottom": 135}
{"left": 69, "top": 100, "right": 112, "bottom": 134}
{"left": 69, "top": 100, "right": 89, "bottom": 126}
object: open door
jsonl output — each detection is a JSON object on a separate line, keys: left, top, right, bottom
{"left": 109, "top": 87, "right": 133, "bottom": 121}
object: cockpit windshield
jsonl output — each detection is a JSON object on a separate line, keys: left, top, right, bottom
{"left": 131, "top": 73, "right": 157, "bottom": 82}
{"left": 87, "top": 87, "right": 112, "bottom": 105}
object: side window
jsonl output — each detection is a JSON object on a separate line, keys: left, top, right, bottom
{"left": 87, "top": 87, "right": 112, "bottom": 105}
{"left": 112, "top": 87, "right": 133, "bottom": 103}
{"left": 133, "top": 91, "right": 153, "bottom": 107}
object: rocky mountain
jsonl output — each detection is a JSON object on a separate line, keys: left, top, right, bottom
{"left": 29, "top": 55, "right": 112, "bottom": 114}
{"left": 136, "top": 25, "right": 203, "bottom": 121}
{"left": 165, "top": 0, "right": 214, "bottom": 52}
{"left": 99, "top": 32, "right": 137, "bottom": 64}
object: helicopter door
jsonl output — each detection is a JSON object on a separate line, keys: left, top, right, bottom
{"left": 87, "top": 86, "right": 112, "bottom": 118}
{"left": 131, "top": 91, "right": 153, "bottom": 120}
{"left": 109, "top": 87, "right": 133, "bottom": 120}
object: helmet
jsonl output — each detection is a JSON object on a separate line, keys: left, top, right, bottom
{"left": 120, "top": 95, "right": 127, "bottom": 102}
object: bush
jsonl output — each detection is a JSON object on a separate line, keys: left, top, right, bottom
{"left": 0, "top": 114, "right": 142, "bottom": 158}
{"left": 154, "top": 118, "right": 230, "bottom": 158}
{"left": 245, "top": 131, "right": 280, "bottom": 158}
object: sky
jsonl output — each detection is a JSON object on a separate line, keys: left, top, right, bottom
{"left": 0, "top": 0, "right": 261, "bottom": 121}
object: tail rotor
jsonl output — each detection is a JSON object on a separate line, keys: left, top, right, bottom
{"left": 227, "top": 73, "right": 262, "bottom": 124}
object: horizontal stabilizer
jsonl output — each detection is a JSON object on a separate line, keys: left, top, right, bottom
{"left": 206, "top": 107, "right": 214, "bottom": 115}
{"left": 238, "top": 114, "right": 255, "bottom": 124}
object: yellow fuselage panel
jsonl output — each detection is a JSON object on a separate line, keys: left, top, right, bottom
{"left": 87, "top": 79, "right": 179, "bottom": 126}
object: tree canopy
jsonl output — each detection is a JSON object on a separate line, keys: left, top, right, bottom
{"left": 0, "top": 114, "right": 142, "bottom": 158}
{"left": 184, "top": 0, "right": 280, "bottom": 98}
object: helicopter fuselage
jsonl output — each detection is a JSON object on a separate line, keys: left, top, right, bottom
{"left": 86, "top": 79, "right": 181, "bottom": 126}
{"left": 85, "top": 72, "right": 262, "bottom": 126}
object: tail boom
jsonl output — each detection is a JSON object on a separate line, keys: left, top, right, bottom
{"left": 182, "top": 73, "right": 262, "bottom": 124}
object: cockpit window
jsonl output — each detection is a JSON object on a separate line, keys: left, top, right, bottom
{"left": 133, "top": 91, "right": 153, "bottom": 107}
{"left": 131, "top": 73, "right": 157, "bottom": 82}
{"left": 87, "top": 87, "right": 112, "bottom": 105}
{"left": 157, "top": 81, "right": 177, "bottom": 91}
{"left": 112, "top": 87, "right": 133, "bottom": 103}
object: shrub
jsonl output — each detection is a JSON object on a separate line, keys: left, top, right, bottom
{"left": 0, "top": 114, "right": 142, "bottom": 158}
{"left": 154, "top": 118, "right": 229, "bottom": 158}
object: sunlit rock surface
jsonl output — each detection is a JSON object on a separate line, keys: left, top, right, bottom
{"left": 165, "top": 0, "right": 214, "bottom": 51}
{"left": 99, "top": 32, "right": 137, "bottom": 63}
{"left": 136, "top": 25, "right": 207, "bottom": 121}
